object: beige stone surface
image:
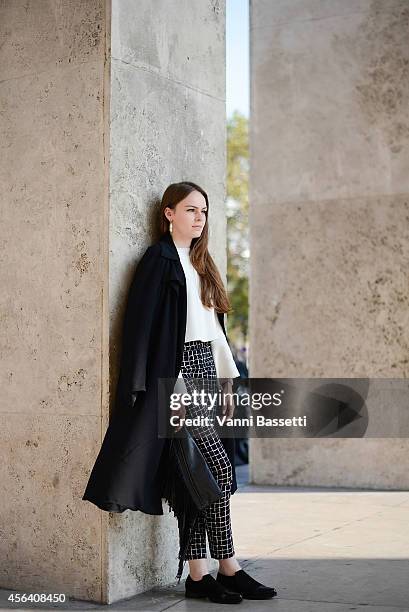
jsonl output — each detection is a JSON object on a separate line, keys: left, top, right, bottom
{"left": 250, "top": 0, "right": 409, "bottom": 205}
{"left": 251, "top": 437, "right": 409, "bottom": 489}
{"left": 251, "top": 195, "right": 409, "bottom": 378}
{"left": 106, "top": 1, "right": 227, "bottom": 603}
{"left": 250, "top": 0, "right": 409, "bottom": 490}
{"left": 111, "top": 0, "right": 225, "bottom": 100}
{"left": 0, "top": 0, "right": 104, "bottom": 81}
{"left": 0, "top": 0, "right": 228, "bottom": 604}
{"left": 1, "top": 0, "right": 108, "bottom": 601}
{"left": 0, "top": 414, "right": 107, "bottom": 601}
{"left": 1, "top": 59, "right": 105, "bottom": 416}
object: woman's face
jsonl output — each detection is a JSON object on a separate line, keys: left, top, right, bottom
{"left": 165, "top": 191, "right": 207, "bottom": 243}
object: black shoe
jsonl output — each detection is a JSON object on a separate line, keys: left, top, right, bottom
{"left": 185, "top": 573, "right": 243, "bottom": 604}
{"left": 216, "top": 569, "right": 277, "bottom": 600}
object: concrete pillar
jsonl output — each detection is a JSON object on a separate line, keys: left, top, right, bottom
{"left": 1, "top": 0, "right": 227, "bottom": 603}
{"left": 250, "top": 1, "right": 409, "bottom": 488}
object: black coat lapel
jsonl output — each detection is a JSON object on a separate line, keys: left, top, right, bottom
{"left": 158, "top": 231, "right": 227, "bottom": 338}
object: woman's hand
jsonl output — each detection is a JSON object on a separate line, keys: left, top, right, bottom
{"left": 220, "top": 378, "right": 235, "bottom": 419}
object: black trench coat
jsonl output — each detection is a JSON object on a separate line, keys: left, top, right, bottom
{"left": 82, "top": 230, "right": 237, "bottom": 516}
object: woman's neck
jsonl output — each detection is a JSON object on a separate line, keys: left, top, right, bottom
{"left": 171, "top": 233, "right": 191, "bottom": 248}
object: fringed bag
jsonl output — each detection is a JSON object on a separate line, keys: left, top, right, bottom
{"left": 161, "top": 426, "right": 224, "bottom": 583}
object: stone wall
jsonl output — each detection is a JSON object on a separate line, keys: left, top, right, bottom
{"left": 250, "top": 0, "right": 409, "bottom": 488}
{"left": 107, "top": 0, "right": 227, "bottom": 603}
{"left": 0, "top": 0, "right": 227, "bottom": 603}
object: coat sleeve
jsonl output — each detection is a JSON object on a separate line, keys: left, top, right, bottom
{"left": 115, "top": 244, "right": 165, "bottom": 410}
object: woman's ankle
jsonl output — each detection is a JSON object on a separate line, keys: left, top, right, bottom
{"left": 188, "top": 558, "right": 209, "bottom": 581}
{"left": 189, "top": 572, "right": 209, "bottom": 581}
{"left": 218, "top": 556, "right": 242, "bottom": 576}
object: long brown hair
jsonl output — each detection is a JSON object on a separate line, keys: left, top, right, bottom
{"left": 158, "top": 181, "right": 232, "bottom": 315}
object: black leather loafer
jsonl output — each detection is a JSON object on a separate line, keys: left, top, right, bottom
{"left": 216, "top": 569, "right": 277, "bottom": 600}
{"left": 185, "top": 573, "right": 243, "bottom": 604}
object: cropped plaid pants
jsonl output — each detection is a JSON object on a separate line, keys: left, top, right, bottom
{"left": 179, "top": 339, "right": 235, "bottom": 561}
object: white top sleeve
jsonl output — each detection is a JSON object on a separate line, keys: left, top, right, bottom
{"left": 210, "top": 312, "right": 241, "bottom": 379}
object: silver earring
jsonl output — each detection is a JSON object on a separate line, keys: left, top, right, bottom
{"left": 169, "top": 220, "right": 173, "bottom": 233}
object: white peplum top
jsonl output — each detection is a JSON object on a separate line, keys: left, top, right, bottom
{"left": 175, "top": 245, "right": 240, "bottom": 380}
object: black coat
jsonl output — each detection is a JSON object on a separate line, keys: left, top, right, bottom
{"left": 82, "top": 230, "right": 237, "bottom": 515}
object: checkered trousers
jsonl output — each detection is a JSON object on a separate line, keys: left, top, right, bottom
{"left": 179, "top": 339, "right": 235, "bottom": 561}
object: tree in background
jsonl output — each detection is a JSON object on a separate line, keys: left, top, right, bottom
{"left": 226, "top": 111, "right": 249, "bottom": 363}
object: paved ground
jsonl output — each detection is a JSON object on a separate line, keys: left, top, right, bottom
{"left": 2, "top": 465, "right": 409, "bottom": 611}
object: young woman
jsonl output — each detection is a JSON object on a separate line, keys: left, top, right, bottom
{"left": 82, "top": 181, "right": 277, "bottom": 604}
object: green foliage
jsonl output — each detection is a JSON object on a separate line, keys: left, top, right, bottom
{"left": 226, "top": 111, "right": 249, "bottom": 350}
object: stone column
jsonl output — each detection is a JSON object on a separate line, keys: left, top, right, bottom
{"left": 250, "top": 1, "right": 409, "bottom": 488}
{"left": 0, "top": 0, "right": 227, "bottom": 603}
